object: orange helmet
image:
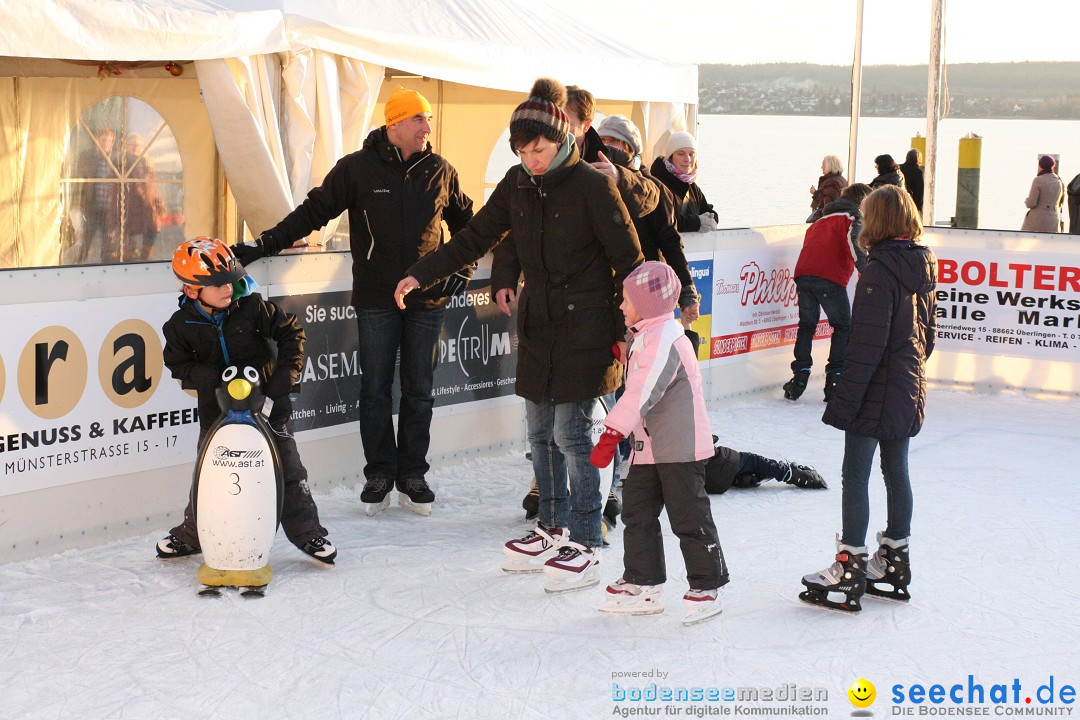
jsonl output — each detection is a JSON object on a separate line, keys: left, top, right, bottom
{"left": 171, "top": 236, "right": 246, "bottom": 287}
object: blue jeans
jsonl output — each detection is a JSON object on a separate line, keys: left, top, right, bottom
{"left": 526, "top": 396, "right": 603, "bottom": 548}
{"left": 792, "top": 276, "right": 851, "bottom": 373}
{"left": 356, "top": 307, "right": 445, "bottom": 482}
{"left": 840, "top": 432, "right": 913, "bottom": 547}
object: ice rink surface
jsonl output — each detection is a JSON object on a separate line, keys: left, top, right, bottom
{"left": 2, "top": 389, "right": 1078, "bottom": 719}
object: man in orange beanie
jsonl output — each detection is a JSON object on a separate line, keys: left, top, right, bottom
{"left": 243, "top": 86, "right": 474, "bottom": 517}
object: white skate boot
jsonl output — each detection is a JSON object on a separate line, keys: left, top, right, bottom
{"left": 597, "top": 578, "right": 664, "bottom": 615}
{"left": 682, "top": 586, "right": 724, "bottom": 626}
{"left": 542, "top": 541, "right": 600, "bottom": 594}
{"left": 502, "top": 525, "right": 566, "bottom": 573}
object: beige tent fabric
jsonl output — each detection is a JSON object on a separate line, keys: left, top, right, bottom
{"left": 196, "top": 52, "right": 383, "bottom": 242}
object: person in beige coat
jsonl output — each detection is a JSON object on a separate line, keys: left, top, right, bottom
{"left": 1021, "top": 155, "right": 1064, "bottom": 233}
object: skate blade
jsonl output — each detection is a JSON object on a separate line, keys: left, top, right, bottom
{"left": 501, "top": 559, "right": 547, "bottom": 574}
{"left": 865, "top": 584, "right": 910, "bottom": 603}
{"left": 798, "top": 589, "right": 862, "bottom": 613}
{"left": 240, "top": 586, "right": 266, "bottom": 598}
{"left": 399, "top": 496, "right": 432, "bottom": 516}
{"left": 364, "top": 497, "right": 391, "bottom": 516}
{"left": 198, "top": 586, "right": 223, "bottom": 597}
{"left": 598, "top": 601, "right": 664, "bottom": 616}
{"left": 543, "top": 569, "right": 600, "bottom": 594}
{"left": 682, "top": 606, "right": 722, "bottom": 626}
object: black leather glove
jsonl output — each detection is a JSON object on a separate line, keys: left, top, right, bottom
{"left": 441, "top": 263, "right": 477, "bottom": 298}
{"left": 678, "top": 283, "right": 700, "bottom": 309}
{"left": 231, "top": 241, "right": 263, "bottom": 266}
{"left": 263, "top": 369, "right": 293, "bottom": 400}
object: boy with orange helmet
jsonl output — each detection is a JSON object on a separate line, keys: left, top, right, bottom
{"left": 156, "top": 237, "right": 336, "bottom": 564}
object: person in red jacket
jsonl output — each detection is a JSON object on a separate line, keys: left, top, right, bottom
{"left": 783, "top": 183, "right": 873, "bottom": 402}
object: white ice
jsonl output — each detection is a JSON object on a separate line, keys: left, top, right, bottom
{"left": 2, "top": 389, "right": 1078, "bottom": 718}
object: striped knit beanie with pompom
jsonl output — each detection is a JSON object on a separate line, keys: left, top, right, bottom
{"left": 509, "top": 77, "right": 570, "bottom": 145}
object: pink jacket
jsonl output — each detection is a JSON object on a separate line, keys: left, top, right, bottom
{"left": 605, "top": 313, "right": 714, "bottom": 465}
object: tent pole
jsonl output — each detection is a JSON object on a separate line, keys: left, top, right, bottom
{"left": 924, "top": 0, "right": 946, "bottom": 226}
{"left": 847, "top": 0, "right": 864, "bottom": 184}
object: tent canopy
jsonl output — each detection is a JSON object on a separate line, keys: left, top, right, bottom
{"left": 2, "top": 0, "right": 697, "bottom": 103}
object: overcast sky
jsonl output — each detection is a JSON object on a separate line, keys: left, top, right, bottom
{"left": 537, "top": 0, "right": 1080, "bottom": 66}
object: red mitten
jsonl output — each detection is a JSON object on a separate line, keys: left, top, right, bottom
{"left": 590, "top": 427, "right": 624, "bottom": 468}
{"left": 611, "top": 342, "right": 622, "bottom": 363}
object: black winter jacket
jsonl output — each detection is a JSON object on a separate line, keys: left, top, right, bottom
{"left": 899, "top": 162, "right": 924, "bottom": 211}
{"left": 870, "top": 168, "right": 906, "bottom": 190}
{"left": 408, "top": 144, "right": 643, "bottom": 404}
{"left": 649, "top": 156, "right": 717, "bottom": 233}
{"left": 262, "top": 127, "right": 473, "bottom": 310}
{"left": 822, "top": 239, "right": 937, "bottom": 439}
{"left": 162, "top": 293, "right": 305, "bottom": 429}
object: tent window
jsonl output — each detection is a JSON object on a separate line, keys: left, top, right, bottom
{"left": 60, "top": 97, "right": 184, "bottom": 264}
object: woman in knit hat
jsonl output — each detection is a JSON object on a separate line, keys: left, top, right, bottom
{"left": 1021, "top": 154, "right": 1064, "bottom": 233}
{"left": 395, "top": 77, "right": 644, "bottom": 595}
{"left": 590, "top": 261, "right": 726, "bottom": 625}
{"left": 649, "top": 131, "right": 719, "bottom": 233}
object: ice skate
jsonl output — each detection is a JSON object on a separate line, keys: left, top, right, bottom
{"left": 865, "top": 533, "right": 911, "bottom": 602}
{"left": 823, "top": 370, "right": 842, "bottom": 402}
{"left": 682, "top": 587, "right": 724, "bottom": 626}
{"left": 156, "top": 534, "right": 200, "bottom": 559}
{"left": 522, "top": 479, "right": 539, "bottom": 521}
{"left": 603, "top": 491, "right": 621, "bottom": 531}
{"left": 597, "top": 578, "right": 664, "bottom": 615}
{"left": 502, "top": 525, "right": 566, "bottom": 573}
{"left": 783, "top": 369, "right": 811, "bottom": 401}
{"left": 360, "top": 477, "right": 392, "bottom": 516}
{"left": 397, "top": 477, "right": 434, "bottom": 516}
{"left": 780, "top": 463, "right": 828, "bottom": 490}
{"left": 300, "top": 536, "right": 337, "bottom": 565}
{"left": 799, "top": 539, "right": 867, "bottom": 613}
{"left": 543, "top": 541, "right": 600, "bottom": 594}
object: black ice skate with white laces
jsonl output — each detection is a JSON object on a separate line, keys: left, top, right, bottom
{"left": 301, "top": 536, "right": 337, "bottom": 564}
{"left": 502, "top": 524, "right": 566, "bottom": 573}
{"left": 865, "top": 532, "right": 911, "bottom": 602}
{"left": 597, "top": 578, "right": 664, "bottom": 616}
{"left": 397, "top": 477, "right": 435, "bottom": 516}
{"left": 780, "top": 463, "right": 828, "bottom": 490}
{"left": 783, "top": 368, "right": 810, "bottom": 400}
{"left": 800, "top": 539, "right": 868, "bottom": 613}
{"left": 542, "top": 541, "right": 600, "bottom": 594}
{"left": 360, "top": 477, "right": 393, "bottom": 516}
{"left": 156, "top": 534, "right": 201, "bottom": 559}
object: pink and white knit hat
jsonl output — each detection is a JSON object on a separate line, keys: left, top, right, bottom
{"left": 624, "top": 261, "right": 680, "bottom": 320}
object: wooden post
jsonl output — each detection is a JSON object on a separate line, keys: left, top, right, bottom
{"left": 924, "top": 0, "right": 946, "bottom": 226}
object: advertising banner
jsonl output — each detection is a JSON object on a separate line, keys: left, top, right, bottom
{"left": 679, "top": 253, "right": 714, "bottom": 362}
{"left": 0, "top": 294, "right": 199, "bottom": 495}
{"left": 933, "top": 248, "right": 1080, "bottom": 360}
{"left": 709, "top": 245, "right": 804, "bottom": 361}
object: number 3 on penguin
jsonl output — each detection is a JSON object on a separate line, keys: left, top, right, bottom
{"left": 229, "top": 473, "right": 242, "bottom": 496}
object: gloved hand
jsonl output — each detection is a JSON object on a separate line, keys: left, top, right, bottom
{"left": 678, "top": 283, "right": 700, "bottom": 309}
{"left": 231, "top": 241, "right": 263, "bottom": 266}
{"left": 697, "top": 213, "right": 719, "bottom": 233}
{"left": 611, "top": 342, "right": 622, "bottom": 363}
{"left": 263, "top": 370, "right": 293, "bottom": 400}
{"left": 590, "top": 427, "right": 624, "bottom": 468}
{"left": 441, "top": 262, "right": 477, "bottom": 298}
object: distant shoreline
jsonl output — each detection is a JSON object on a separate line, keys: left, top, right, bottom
{"left": 699, "top": 112, "right": 1073, "bottom": 121}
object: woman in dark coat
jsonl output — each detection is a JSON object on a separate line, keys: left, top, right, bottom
{"left": 800, "top": 185, "right": 937, "bottom": 613}
{"left": 649, "top": 132, "right": 718, "bottom": 233}
{"left": 869, "top": 154, "right": 906, "bottom": 190}
{"left": 808, "top": 153, "right": 847, "bottom": 222}
{"left": 396, "top": 78, "right": 643, "bottom": 590}
{"left": 899, "top": 148, "right": 924, "bottom": 212}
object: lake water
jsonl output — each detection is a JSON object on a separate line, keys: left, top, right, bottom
{"left": 694, "top": 114, "right": 1080, "bottom": 232}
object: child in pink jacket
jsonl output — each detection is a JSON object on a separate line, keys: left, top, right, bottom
{"left": 589, "top": 261, "right": 727, "bottom": 626}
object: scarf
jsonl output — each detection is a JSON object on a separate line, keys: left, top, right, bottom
{"left": 522, "top": 135, "right": 575, "bottom": 179}
{"left": 663, "top": 156, "right": 697, "bottom": 185}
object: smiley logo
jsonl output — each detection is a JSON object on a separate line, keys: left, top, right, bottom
{"left": 848, "top": 678, "right": 876, "bottom": 708}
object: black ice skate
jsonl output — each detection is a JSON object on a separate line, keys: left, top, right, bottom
{"left": 603, "top": 491, "right": 621, "bottom": 530}
{"left": 783, "top": 369, "right": 811, "bottom": 401}
{"left": 823, "top": 370, "right": 842, "bottom": 402}
{"left": 865, "top": 533, "right": 911, "bottom": 602}
{"left": 156, "top": 534, "right": 201, "bottom": 559}
{"left": 301, "top": 536, "right": 338, "bottom": 565}
{"left": 799, "top": 540, "right": 867, "bottom": 613}
{"left": 397, "top": 477, "right": 435, "bottom": 516}
{"left": 781, "top": 463, "right": 828, "bottom": 490}
{"left": 360, "top": 477, "right": 393, "bottom": 516}
{"left": 522, "top": 478, "right": 539, "bottom": 521}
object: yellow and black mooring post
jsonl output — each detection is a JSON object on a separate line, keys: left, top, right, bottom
{"left": 955, "top": 133, "right": 982, "bottom": 228}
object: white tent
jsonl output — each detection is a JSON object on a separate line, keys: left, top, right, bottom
{"left": 1, "top": 0, "right": 698, "bottom": 266}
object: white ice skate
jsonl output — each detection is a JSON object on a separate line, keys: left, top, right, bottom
{"left": 542, "top": 541, "right": 600, "bottom": 594}
{"left": 502, "top": 525, "right": 566, "bottom": 573}
{"left": 397, "top": 478, "right": 434, "bottom": 517}
{"left": 681, "top": 586, "right": 724, "bottom": 626}
{"left": 365, "top": 497, "right": 391, "bottom": 516}
{"left": 360, "top": 478, "right": 392, "bottom": 516}
{"left": 597, "top": 578, "right": 664, "bottom": 615}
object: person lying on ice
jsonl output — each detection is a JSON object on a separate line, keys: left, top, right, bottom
{"left": 704, "top": 438, "right": 828, "bottom": 494}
